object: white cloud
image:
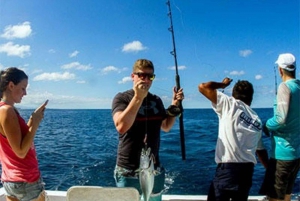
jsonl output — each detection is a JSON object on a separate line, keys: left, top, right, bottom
{"left": 101, "top": 66, "right": 127, "bottom": 74}
{"left": 31, "top": 69, "right": 43, "bottom": 74}
{"left": 76, "top": 80, "right": 86, "bottom": 84}
{"left": 102, "top": 65, "right": 118, "bottom": 73}
{"left": 0, "top": 42, "right": 30, "bottom": 58}
{"left": 122, "top": 41, "right": 147, "bottom": 53}
{"left": 118, "top": 76, "right": 132, "bottom": 84}
{"left": 21, "top": 92, "right": 111, "bottom": 109}
{"left": 61, "top": 62, "right": 92, "bottom": 71}
{"left": 168, "top": 65, "right": 187, "bottom": 70}
{"left": 229, "top": 70, "right": 245, "bottom": 76}
{"left": 48, "top": 49, "right": 56, "bottom": 53}
{"left": 1, "top": 21, "right": 32, "bottom": 39}
{"left": 33, "top": 72, "right": 76, "bottom": 81}
{"left": 255, "top": 74, "right": 263, "bottom": 80}
{"left": 0, "top": 63, "right": 5, "bottom": 70}
{"left": 23, "top": 91, "right": 53, "bottom": 103}
{"left": 239, "top": 49, "right": 252, "bottom": 57}
{"left": 69, "top": 50, "right": 79, "bottom": 58}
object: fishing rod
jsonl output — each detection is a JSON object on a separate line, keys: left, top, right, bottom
{"left": 166, "top": 0, "right": 186, "bottom": 160}
{"left": 273, "top": 65, "right": 278, "bottom": 95}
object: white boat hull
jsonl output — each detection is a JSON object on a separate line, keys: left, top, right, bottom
{"left": 0, "top": 187, "right": 271, "bottom": 201}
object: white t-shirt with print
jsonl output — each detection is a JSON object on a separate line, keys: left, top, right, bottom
{"left": 212, "top": 91, "right": 264, "bottom": 164}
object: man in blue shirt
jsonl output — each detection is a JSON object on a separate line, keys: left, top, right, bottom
{"left": 259, "top": 53, "right": 300, "bottom": 201}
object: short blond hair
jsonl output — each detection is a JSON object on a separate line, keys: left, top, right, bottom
{"left": 132, "top": 59, "right": 154, "bottom": 72}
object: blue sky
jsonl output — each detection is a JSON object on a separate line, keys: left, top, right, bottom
{"left": 0, "top": 0, "right": 299, "bottom": 109}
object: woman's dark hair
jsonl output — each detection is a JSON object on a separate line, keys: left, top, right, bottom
{"left": 232, "top": 80, "right": 254, "bottom": 106}
{"left": 0, "top": 67, "right": 28, "bottom": 98}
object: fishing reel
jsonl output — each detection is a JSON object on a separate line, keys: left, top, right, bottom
{"left": 166, "top": 105, "right": 181, "bottom": 117}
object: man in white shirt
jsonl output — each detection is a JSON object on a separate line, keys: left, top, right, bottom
{"left": 198, "top": 78, "right": 268, "bottom": 201}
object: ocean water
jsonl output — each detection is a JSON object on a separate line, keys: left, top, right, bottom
{"left": 4, "top": 109, "right": 300, "bottom": 197}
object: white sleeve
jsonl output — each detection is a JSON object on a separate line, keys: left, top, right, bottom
{"left": 266, "top": 82, "right": 290, "bottom": 130}
{"left": 212, "top": 91, "right": 232, "bottom": 118}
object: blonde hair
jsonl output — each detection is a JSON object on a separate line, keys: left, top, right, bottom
{"left": 132, "top": 59, "right": 154, "bottom": 72}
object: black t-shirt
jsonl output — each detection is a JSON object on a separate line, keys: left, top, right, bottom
{"left": 112, "top": 89, "right": 167, "bottom": 170}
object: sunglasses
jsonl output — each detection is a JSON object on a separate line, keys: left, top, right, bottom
{"left": 133, "top": 72, "right": 156, "bottom": 81}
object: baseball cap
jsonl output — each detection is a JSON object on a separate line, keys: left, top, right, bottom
{"left": 275, "top": 53, "right": 296, "bottom": 71}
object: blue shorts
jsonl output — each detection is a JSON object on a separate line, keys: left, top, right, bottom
{"left": 114, "top": 165, "right": 165, "bottom": 201}
{"left": 207, "top": 163, "right": 254, "bottom": 201}
{"left": 2, "top": 178, "right": 45, "bottom": 201}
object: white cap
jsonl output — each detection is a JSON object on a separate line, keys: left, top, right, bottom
{"left": 275, "top": 53, "right": 296, "bottom": 71}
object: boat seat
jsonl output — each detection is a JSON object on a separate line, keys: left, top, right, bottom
{"left": 66, "top": 186, "right": 140, "bottom": 201}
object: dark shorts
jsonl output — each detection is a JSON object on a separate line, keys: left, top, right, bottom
{"left": 259, "top": 158, "right": 300, "bottom": 200}
{"left": 207, "top": 162, "right": 254, "bottom": 201}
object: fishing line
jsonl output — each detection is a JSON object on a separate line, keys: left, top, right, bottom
{"left": 171, "top": 1, "right": 227, "bottom": 93}
{"left": 170, "top": 0, "right": 186, "bottom": 30}
{"left": 145, "top": 96, "right": 148, "bottom": 148}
